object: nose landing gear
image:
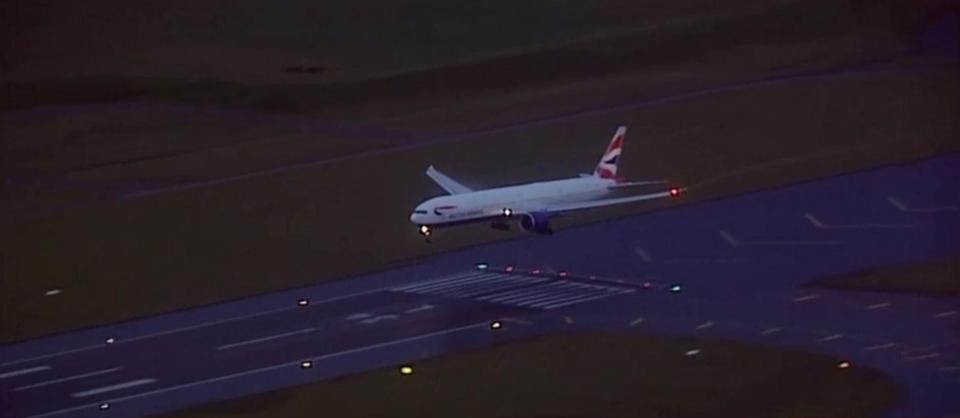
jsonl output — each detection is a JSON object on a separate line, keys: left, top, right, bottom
{"left": 417, "top": 225, "right": 433, "bottom": 243}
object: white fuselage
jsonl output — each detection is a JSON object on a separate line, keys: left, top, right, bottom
{"left": 409, "top": 176, "right": 615, "bottom": 226}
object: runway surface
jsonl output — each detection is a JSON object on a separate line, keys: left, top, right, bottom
{"left": 2, "top": 154, "right": 958, "bottom": 418}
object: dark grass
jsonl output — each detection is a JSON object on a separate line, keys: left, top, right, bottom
{"left": 2, "top": 0, "right": 952, "bottom": 111}
{"left": 157, "top": 331, "right": 901, "bottom": 418}
{"left": 811, "top": 256, "right": 960, "bottom": 297}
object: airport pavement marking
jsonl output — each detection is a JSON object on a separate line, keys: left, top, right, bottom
{"left": 1, "top": 286, "right": 395, "bottom": 368}
{"left": 634, "top": 247, "right": 745, "bottom": 264}
{"left": 216, "top": 327, "right": 317, "bottom": 351}
{"left": 404, "top": 304, "right": 435, "bottom": 313}
{"left": 818, "top": 334, "right": 845, "bottom": 342}
{"left": 14, "top": 367, "right": 122, "bottom": 392}
{"left": 934, "top": 310, "right": 957, "bottom": 318}
{"left": 803, "top": 213, "right": 914, "bottom": 229}
{"left": 695, "top": 321, "right": 714, "bottom": 330}
{"left": 23, "top": 322, "right": 487, "bottom": 418}
{"left": 761, "top": 327, "right": 783, "bottom": 336}
{"left": 887, "top": 196, "right": 958, "bottom": 213}
{"left": 719, "top": 230, "right": 839, "bottom": 247}
{"left": 629, "top": 317, "right": 646, "bottom": 326}
{"left": 71, "top": 378, "right": 157, "bottom": 398}
{"left": 0, "top": 365, "right": 51, "bottom": 380}
{"left": 793, "top": 294, "right": 819, "bottom": 303}
{"left": 863, "top": 343, "right": 896, "bottom": 352}
{"left": 903, "top": 352, "right": 941, "bottom": 361}
{"left": 866, "top": 302, "right": 891, "bottom": 310}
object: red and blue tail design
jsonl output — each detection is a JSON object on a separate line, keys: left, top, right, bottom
{"left": 594, "top": 126, "right": 625, "bottom": 179}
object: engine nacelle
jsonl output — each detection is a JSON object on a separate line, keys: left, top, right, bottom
{"left": 519, "top": 212, "right": 553, "bottom": 234}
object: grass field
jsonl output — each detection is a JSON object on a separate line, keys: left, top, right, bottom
{"left": 158, "top": 332, "right": 900, "bottom": 418}
{"left": 812, "top": 256, "right": 960, "bottom": 297}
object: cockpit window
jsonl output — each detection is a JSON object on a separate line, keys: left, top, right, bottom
{"left": 413, "top": 210, "right": 428, "bottom": 214}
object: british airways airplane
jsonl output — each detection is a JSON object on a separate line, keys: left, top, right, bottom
{"left": 410, "top": 126, "right": 683, "bottom": 240}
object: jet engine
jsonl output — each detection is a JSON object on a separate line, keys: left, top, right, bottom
{"left": 519, "top": 212, "right": 553, "bottom": 234}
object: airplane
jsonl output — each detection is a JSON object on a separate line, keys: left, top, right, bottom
{"left": 409, "top": 126, "right": 684, "bottom": 241}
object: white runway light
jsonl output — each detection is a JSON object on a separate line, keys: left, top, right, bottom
{"left": 297, "top": 298, "right": 309, "bottom": 306}
{"left": 105, "top": 337, "right": 116, "bottom": 344}
{"left": 300, "top": 360, "right": 313, "bottom": 369}
{"left": 44, "top": 289, "right": 61, "bottom": 296}
{"left": 685, "top": 349, "right": 701, "bottom": 357}
{"left": 98, "top": 402, "right": 110, "bottom": 410}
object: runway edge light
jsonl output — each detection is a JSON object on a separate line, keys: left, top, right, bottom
{"left": 490, "top": 320, "right": 503, "bottom": 330}
{"left": 476, "top": 262, "right": 489, "bottom": 271}
{"left": 99, "top": 402, "right": 110, "bottom": 410}
{"left": 399, "top": 365, "right": 414, "bottom": 376}
{"left": 297, "top": 298, "right": 309, "bottom": 307}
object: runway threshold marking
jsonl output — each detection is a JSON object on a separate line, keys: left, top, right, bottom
{"left": 863, "top": 343, "right": 896, "bottom": 352}
{"left": 804, "top": 213, "right": 913, "bottom": 229}
{"left": 14, "top": 367, "right": 122, "bottom": 391}
{"left": 719, "top": 230, "right": 839, "bottom": 247}
{"left": 71, "top": 378, "right": 157, "bottom": 398}
{"left": 23, "top": 323, "right": 486, "bottom": 418}
{"left": 888, "top": 196, "right": 958, "bottom": 213}
{"left": 217, "top": 327, "right": 316, "bottom": 350}
{"left": 818, "top": 334, "right": 844, "bottom": 342}
{"left": 761, "top": 327, "right": 783, "bottom": 335}
{"left": 0, "top": 365, "right": 51, "bottom": 379}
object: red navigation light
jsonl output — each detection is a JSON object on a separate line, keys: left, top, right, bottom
{"left": 669, "top": 187, "right": 681, "bottom": 197}
{"left": 531, "top": 269, "right": 541, "bottom": 275}
{"left": 504, "top": 265, "right": 514, "bottom": 272}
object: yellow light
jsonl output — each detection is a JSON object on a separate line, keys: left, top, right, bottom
{"left": 399, "top": 365, "right": 414, "bottom": 375}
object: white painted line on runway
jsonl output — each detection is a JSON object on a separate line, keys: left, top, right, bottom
{"left": 0, "top": 345, "right": 103, "bottom": 369}
{"left": 804, "top": 213, "right": 913, "bottom": 229}
{"left": 403, "top": 304, "right": 435, "bottom": 313}
{"left": 393, "top": 272, "right": 493, "bottom": 291}
{"left": 516, "top": 287, "right": 606, "bottom": 307}
{"left": 888, "top": 196, "right": 958, "bottom": 213}
{"left": 0, "top": 365, "right": 51, "bottom": 379}
{"left": 630, "top": 317, "right": 645, "bottom": 326}
{"left": 14, "top": 368, "right": 122, "bottom": 391}
{"left": 818, "top": 334, "right": 844, "bottom": 342}
{"left": 761, "top": 327, "right": 783, "bottom": 335}
{"left": 904, "top": 352, "right": 941, "bottom": 361}
{"left": 25, "top": 323, "right": 486, "bottom": 418}
{"left": 542, "top": 294, "right": 619, "bottom": 310}
{"left": 44, "top": 289, "right": 61, "bottom": 296}
{"left": 934, "top": 310, "right": 957, "bottom": 318}
{"left": 720, "top": 230, "right": 839, "bottom": 247}
{"left": 483, "top": 282, "right": 575, "bottom": 303}
{"left": 400, "top": 273, "right": 503, "bottom": 293}
{"left": 866, "top": 302, "right": 891, "bottom": 310}
{"left": 71, "top": 378, "right": 157, "bottom": 398}
{"left": 217, "top": 328, "right": 316, "bottom": 350}
{"left": 863, "top": 343, "right": 896, "bottom": 352}
{"left": 793, "top": 294, "right": 819, "bottom": 302}
{"left": 695, "top": 321, "right": 714, "bottom": 330}
{"left": 439, "top": 277, "right": 544, "bottom": 298}
{"left": 635, "top": 248, "right": 655, "bottom": 262}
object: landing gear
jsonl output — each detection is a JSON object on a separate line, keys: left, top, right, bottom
{"left": 417, "top": 225, "right": 433, "bottom": 243}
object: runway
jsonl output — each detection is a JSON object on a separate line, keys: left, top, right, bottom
{"left": 2, "top": 154, "right": 958, "bottom": 417}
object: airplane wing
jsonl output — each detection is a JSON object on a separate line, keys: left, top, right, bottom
{"left": 608, "top": 180, "right": 669, "bottom": 189}
{"left": 532, "top": 189, "right": 683, "bottom": 215}
{"left": 425, "top": 165, "right": 473, "bottom": 195}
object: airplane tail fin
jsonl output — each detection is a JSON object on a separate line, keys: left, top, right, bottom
{"left": 593, "top": 126, "right": 625, "bottom": 179}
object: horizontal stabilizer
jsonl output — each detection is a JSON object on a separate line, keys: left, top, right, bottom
{"left": 426, "top": 165, "right": 473, "bottom": 195}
